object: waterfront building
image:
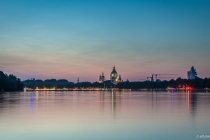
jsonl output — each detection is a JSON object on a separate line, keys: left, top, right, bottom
{"left": 99, "top": 72, "right": 105, "bottom": 83}
{"left": 187, "top": 66, "right": 198, "bottom": 79}
{"left": 110, "top": 66, "right": 122, "bottom": 84}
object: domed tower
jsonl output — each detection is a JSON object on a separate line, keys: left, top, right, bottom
{"left": 110, "top": 66, "right": 118, "bottom": 84}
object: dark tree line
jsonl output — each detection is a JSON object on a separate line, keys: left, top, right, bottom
{"left": 1, "top": 70, "right": 209, "bottom": 91}
{"left": 0, "top": 71, "right": 24, "bottom": 92}
{"left": 23, "top": 79, "right": 75, "bottom": 89}
{"left": 116, "top": 77, "right": 210, "bottom": 89}
{"left": 23, "top": 79, "right": 113, "bottom": 89}
{"left": 23, "top": 77, "right": 210, "bottom": 89}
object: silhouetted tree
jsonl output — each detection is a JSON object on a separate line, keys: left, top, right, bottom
{"left": 0, "top": 71, "right": 23, "bottom": 92}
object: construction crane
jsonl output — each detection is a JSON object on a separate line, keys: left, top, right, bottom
{"left": 147, "top": 76, "right": 154, "bottom": 82}
{"left": 147, "top": 74, "right": 176, "bottom": 82}
{"left": 152, "top": 74, "right": 176, "bottom": 80}
{"left": 147, "top": 76, "right": 174, "bottom": 82}
{"left": 152, "top": 74, "right": 176, "bottom": 81}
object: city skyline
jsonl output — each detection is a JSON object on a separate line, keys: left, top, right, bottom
{"left": 1, "top": 0, "right": 210, "bottom": 82}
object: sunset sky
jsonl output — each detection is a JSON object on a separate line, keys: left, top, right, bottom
{"left": 0, "top": 0, "right": 210, "bottom": 82}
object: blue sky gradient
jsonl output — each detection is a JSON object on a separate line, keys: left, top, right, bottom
{"left": 0, "top": 0, "right": 210, "bottom": 81}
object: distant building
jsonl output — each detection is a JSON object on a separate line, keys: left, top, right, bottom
{"left": 30, "top": 78, "right": 35, "bottom": 81}
{"left": 98, "top": 66, "right": 122, "bottom": 85}
{"left": 118, "top": 75, "right": 122, "bottom": 82}
{"left": 110, "top": 66, "right": 122, "bottom": 84}
{"left": 187, "top": 66, "right": 198, "bottom": 79}
{"left": 99, "top": 72, "right": 105, "bottom": 83}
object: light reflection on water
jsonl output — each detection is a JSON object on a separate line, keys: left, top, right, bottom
{"left": 0, "top": 91, "right": 210, "bottom": 140}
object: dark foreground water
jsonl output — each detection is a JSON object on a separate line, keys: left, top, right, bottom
{"left": 0, "top": 91, "right": 210, "bottom": 140}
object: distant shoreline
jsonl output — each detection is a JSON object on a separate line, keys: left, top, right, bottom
{"left": 23, "top": 88, "right": 210, "bottom": 92}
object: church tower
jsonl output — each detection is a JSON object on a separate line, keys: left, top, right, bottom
{"left": 99, "top": 72, "right": 105, "bottom": 83}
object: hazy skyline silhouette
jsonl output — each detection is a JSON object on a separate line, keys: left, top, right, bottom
{"left": 0, "top": 0, "right": 210, "bottom": 82}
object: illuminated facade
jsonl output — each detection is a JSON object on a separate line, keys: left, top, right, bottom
{"left": 110, "top": 66, "right": 122, "bottom": 84}
{"left": 99, "top": 72, "right": 105, "bottom": 83}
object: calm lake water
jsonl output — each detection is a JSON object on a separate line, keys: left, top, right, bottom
{"left": 0, "top": 91, "right": 210, "bottom": 140}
